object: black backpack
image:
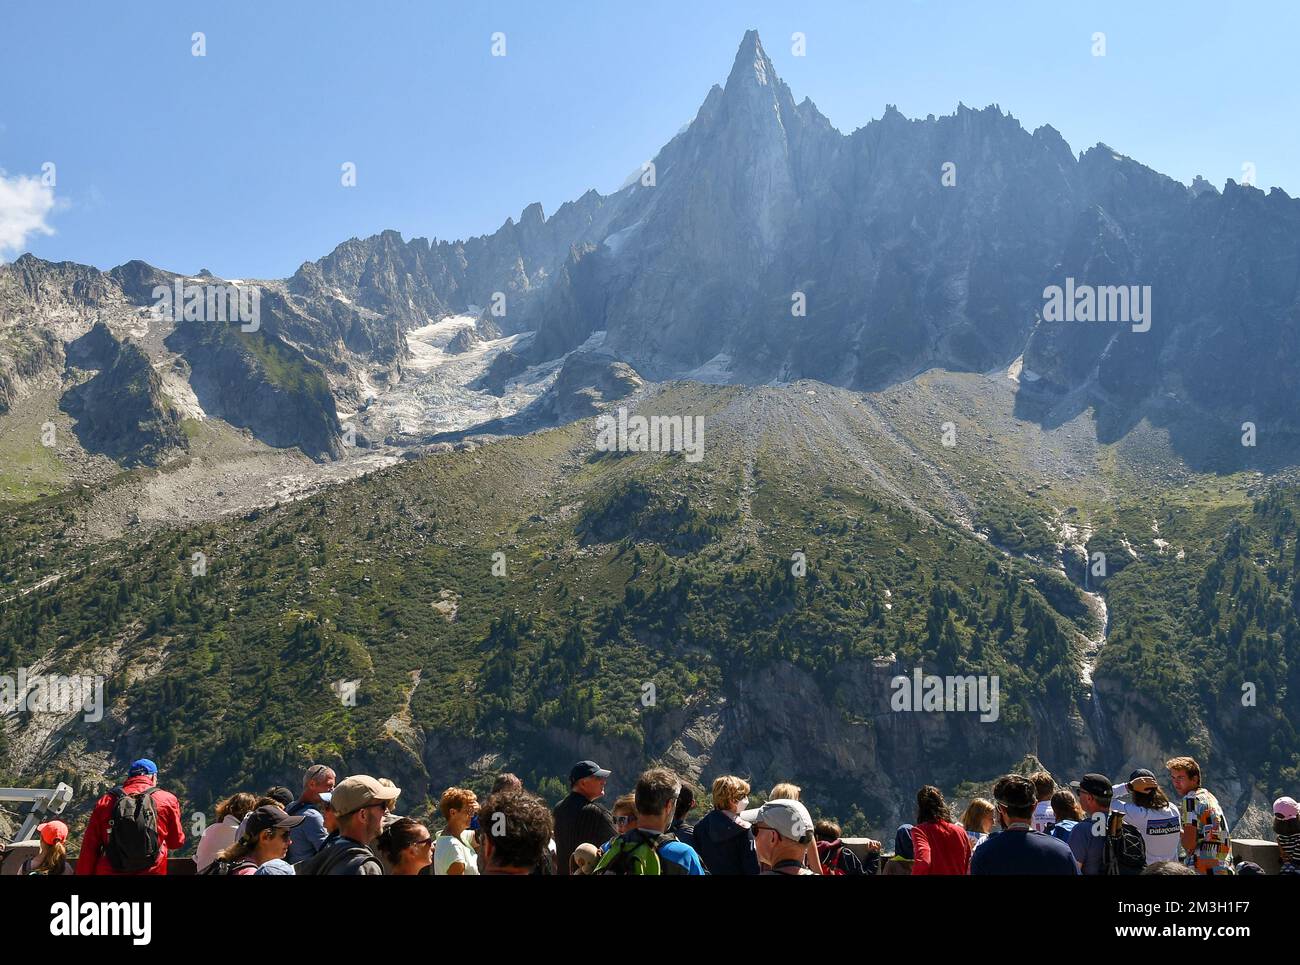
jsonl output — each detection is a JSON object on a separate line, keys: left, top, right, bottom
{"left": 104, "top": 786, "right": 161, "bottom": 872}
{"left": 820, "top": 841, "right": 867, "bottom": 876}
{"left": 1103, "top": 812, "right": 1147, "bottom": 875}
{"left": 199, "top": 857, "right": 258, "bottom": 876}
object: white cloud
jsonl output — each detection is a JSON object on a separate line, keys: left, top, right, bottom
{"left": 0, "top": 170, "right": 57, "bottom": 262}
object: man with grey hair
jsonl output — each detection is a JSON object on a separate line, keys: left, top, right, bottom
{"left": 286, "top": 764, "right": 336, "bottom": 864}
{"left": 742, "top": 799, "right": 818, "bottom": 875}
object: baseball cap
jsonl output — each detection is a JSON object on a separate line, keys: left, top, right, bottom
{"left": 1274, "top": 796, "right": 1299, "bottom": 820}
{"left": 1128, "top": 768, "right": 1156, "bottom": 783}
{"left": 569, "top": 760, "right": 611, "bottom": 784}
{"left": 894, "top": 823, "right": 915, "bottom": 860}
{"left": 244, "top": 805, "right": 306, "bottom": 837}
{"left": 739, "top": 798, "right": 814, "bottom": 844}
{"left": 128, "top": 758, "right": 158, "bottom": 777}
{"left": 330, "top": 775, "right": 402, "bottom": 816}
{"left": 318, "top": 791, "right": 333, "bottom": 807}
{"left": 38, "top": 820, "right": 69, "bottom": 846}
{"left": 1070, "top": 773, "right": 1113, "bottom": 801}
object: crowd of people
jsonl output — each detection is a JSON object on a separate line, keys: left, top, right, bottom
{"left": 10, "top": 754, "right": 1300, "bottom": 876}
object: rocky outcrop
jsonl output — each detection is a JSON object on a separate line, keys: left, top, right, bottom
{"left": 60, "top": 323, "right": 187, "bottom": 466}
{"left": 0, "top": 326, "right": 63, "bottom": 413}
{"left": 444, "top": 325, "right": 480, "bottom": 355}
{"left": 528, "top": 351, "right": 642, "bottom": 422}
{"left": 165, "top": 319, "right": 341, "bottom": 460}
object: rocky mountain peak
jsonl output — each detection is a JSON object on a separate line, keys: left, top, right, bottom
{"left": 725, "top": 29, "right": 774, "bottom": 90}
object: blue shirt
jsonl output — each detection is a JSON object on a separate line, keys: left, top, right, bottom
{"left": 286, "top": 801, "right": 329, "bottom": 864}
{"left": 1050, "top": 820, "right": 1078, "bottom": 843}
{"left": 970, "top": 827, "right": 1080, "bottom": 875}
{"left": 1068, "top": 813, "right": 1109, "bottom": 875}
{"left": 254, "top": 858, "right": 295, "bottom": 875}
{"left": 658, "top": 839, "right": 707, "bottom": 875}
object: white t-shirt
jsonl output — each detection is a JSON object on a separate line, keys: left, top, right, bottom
{"left": 434, "top": 830, "right": 479, "bottom": 875}
{"left": 195, "top": 814, "right": 241, "bottom": 873}
{"left": 1031, "top": 800, "right": 1054, "bottom": 833}
{"left": 1110, "top": 785, "right": 1182, "bottom": 864}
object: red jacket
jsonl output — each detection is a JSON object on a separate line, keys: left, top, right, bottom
{"left": 75, "top": 775, "right": 186, "bottom": 875}
{"left": 911, "top": 820, "right": 972, "bottom": 875}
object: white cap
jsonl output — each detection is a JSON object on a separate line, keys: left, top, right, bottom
{"left": 739, "top": 798, "right": 814, "bottom": 844}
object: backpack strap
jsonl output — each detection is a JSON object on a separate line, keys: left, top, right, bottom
{"left": 315, "top": 842, "right": 374, "bottom": 875}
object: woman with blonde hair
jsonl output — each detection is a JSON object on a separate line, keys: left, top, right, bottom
{"left": 434, "top": 786, "right": 480, "bottom": 875}
{"left": 961, "top": 798, "right": 995, "bottom": 850}
{"left": 766, "top": 781, "right": 823, "bottom": 874}
{"left": 21, "top": 821, "right": 73, "bottom": 875}
{"left": 690, "top": 775, "right": 759, "bottom": 874}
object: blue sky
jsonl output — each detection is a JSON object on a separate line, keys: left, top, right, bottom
{"left": 2, "top": 0, "right": 1296, "bottom": 278}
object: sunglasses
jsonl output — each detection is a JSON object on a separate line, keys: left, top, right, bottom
{"left": 411, "top": 838, "right": 433, "bottom": 849}
{"left": 614, "top": 816, "right": 633, "bottom": 826}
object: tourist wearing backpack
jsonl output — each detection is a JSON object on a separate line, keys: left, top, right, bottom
{"left": 1067, "top": 773, "right": 1146, "bottom": 875}
{"left": 814, "top": 819, "right": 874, "bottom": 875}
{"left": 593, "top": 768, "right": 706, "bottom": 875}
{"left": 295, "top": 775, "right": 396, "bottom": 875}
{"left": 201, "top": 804, "right": 306, "bottom": 875}
{"left": 1109, "top": 769, "right": 1181, "bottom": 866}
{"left": 75, "top": 759, "right": 185, "bottom": 876}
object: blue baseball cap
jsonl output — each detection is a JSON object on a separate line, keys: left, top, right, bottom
{"left": 128, "top": 758, "right": 158, "bottom": 776}
{"left": 569, "top": 760, "right": 611, "bottom": 784}
{"left": 894, "top": 824, "right": 915, "bottom": 860}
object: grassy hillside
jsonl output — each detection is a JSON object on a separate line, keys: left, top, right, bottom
{"left": 2, "top": 374, "right": 1297, "bottom": 835}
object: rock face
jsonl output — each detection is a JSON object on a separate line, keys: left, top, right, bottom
{"left": 296, "top": 188, "right": 622, "bottom": 339}
{"left": 165, "top": 318, "right": 341, "bottom": 461}
{"left": 498, "top": 31, "right": 1299, "bottom": 463}
{"left": 444, "top": 325, "right": 480, "bottom": 355}
{"left": 60, "top": 323, "right": 187, "bottom": 466}
{"left": 0, "top": 326, "right": 62, "bottom": 414}
{"left": 529, "top": 351, "right": 643, "bottom": 423}
{"left": 6, "top": 30, "right": 1299, "bottom": 469}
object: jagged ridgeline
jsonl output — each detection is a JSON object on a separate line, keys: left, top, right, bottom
{"left": 2, "top": 379, "right": 1297, "bottom": 835}
{"left": 3, "top": 28, "right": 1300, "bottom": 838}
